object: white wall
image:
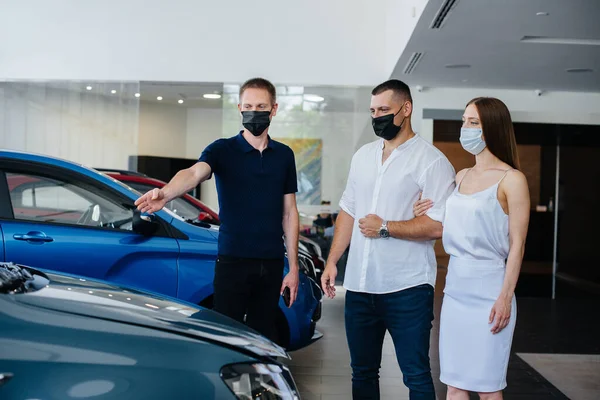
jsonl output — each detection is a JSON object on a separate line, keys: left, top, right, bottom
{"left": 0, "top": 0, "right": 401, "bottom": 87}
{"left": 138, "top": 101, "right": 187, "bottom": 158}
{"left": 0, "top": 82, "right": 139, "bottom": 169}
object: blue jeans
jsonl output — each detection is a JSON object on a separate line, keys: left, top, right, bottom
{"left": 345, "top": 284, "right": 435, "bottom": 400}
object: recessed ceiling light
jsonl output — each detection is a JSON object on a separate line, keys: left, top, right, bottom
{"left": 521, "top": 36, "right": 600, "bottom": 46}
{"left": 156, "top": 96, "right": 163, "bottom": 101}
{"left": 536, "top": 12, "right": 549, "bottom": 16}
{"left": 445, "top": 64, "right": 471, "bottom": 69}
{"left": 134, "top": 93, "right": 140, "bottom": 98}
{"left": 203, "top": 93, "right": 222, "bottom": 99}
{"left": 566, "top": 68, "right": 594, "bottom": 73}
{"left": 86, "top": 86, "right": 93, "bottom": 91}
{"left": 462, "top": 79, "right": 469, "bottom": 83}
{"left": 178, "top": 99, "right": 184, "bottom": 104}
{"left": 111, "top": 89, "right": 117, "bottom": 94}
{"left": 304, "top": 94, "right": 324, "bottom": 102}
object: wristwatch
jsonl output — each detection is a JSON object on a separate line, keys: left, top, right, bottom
{"left": 379, "top": 220, "right": 390, "bottom": 238}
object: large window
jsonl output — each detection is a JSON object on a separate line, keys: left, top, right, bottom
{"left": 222, "top": 84, "right": 372, "bottom": 208}
{"left": 0, "top": 81, "right": 139, "bottom": 170}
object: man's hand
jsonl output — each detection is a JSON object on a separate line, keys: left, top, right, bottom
{"left": 281, "top": 269, "right": 299, "bottom": 307}
{"left": 135, "top": 188, "right": 168, "bottom": 214}
{"left": 321, "top": 262, "right": 338, "bottom": 299}
{"left": 358, "top": 214, "right": 383, "bottom": 238}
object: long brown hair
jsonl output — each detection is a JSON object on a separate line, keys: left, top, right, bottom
{"left": 467, "top": 97, "right": 521, "bottom": 170}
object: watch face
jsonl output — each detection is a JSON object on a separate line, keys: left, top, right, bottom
{"left": 380, "top": 229, "right": 389, "bottom": 238}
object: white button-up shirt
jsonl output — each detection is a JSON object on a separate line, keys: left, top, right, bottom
{"left": 339, "top": 135, "right": 456, "bottom": 294}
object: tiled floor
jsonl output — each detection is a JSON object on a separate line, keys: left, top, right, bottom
{"left": 285, "top": 267, "right": 600, "bottom": 399}
{"left": 285, "top": 286, "right": 411, "bottom": 400}
{"left": 518, "top": 353, "right": 600, "bottom": 400}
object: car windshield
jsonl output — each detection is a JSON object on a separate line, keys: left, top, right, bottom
{"left": 125, "top": 182, "right": 203, "bottom": 221}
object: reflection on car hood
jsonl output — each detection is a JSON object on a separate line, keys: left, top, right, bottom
{"left": 11, "top": 267, "right": 287, "bottom": 359}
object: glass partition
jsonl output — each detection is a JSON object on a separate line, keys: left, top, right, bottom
{"left": 0, "top": 80, "right": 140, "bottom": 169}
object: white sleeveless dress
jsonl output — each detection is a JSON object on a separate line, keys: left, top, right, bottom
{"left": 439, "top": 170, "right": 516, "bottom": 392}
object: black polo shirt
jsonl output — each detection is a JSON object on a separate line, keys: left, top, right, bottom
{"left": 199, "top": 132, "right": 298, "bottom": 259}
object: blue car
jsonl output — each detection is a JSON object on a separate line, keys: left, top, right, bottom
{"left": 0, "top": 149, "right": 322, "bottom": 350}
{"left": 0, "top": 262, "right": 300, "bottom": 399}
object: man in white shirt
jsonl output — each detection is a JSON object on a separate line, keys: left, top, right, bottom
{"left": 321, "top": 80, "right": 455, "bottom": 400}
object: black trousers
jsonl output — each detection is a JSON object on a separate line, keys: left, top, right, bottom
{"left": 213, "top": 255, "right": 284, "bottom": 343}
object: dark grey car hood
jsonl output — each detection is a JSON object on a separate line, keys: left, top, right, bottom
{"left": 11, "top": 267, "right": 288, "bottom": 359}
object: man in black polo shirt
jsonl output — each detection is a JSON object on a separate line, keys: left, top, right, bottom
{"left": 135, "top": 78, "right": 300, "bottom": 343}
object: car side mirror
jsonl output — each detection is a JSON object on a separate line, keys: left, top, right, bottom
{"left": 132, "top": 210, "right": 159, "bottom": 236}
{"left": 91, "top": 204, "right": 101, "bottom": 223}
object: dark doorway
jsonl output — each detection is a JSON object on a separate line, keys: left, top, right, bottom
{"left": 129, "top": 155, "right": 202, "bottom": 200}
{"left": 433, "top": 120, "right": 600, "bottom": 299}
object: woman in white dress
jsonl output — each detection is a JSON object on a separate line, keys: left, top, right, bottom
{"left": 414, "top": 97, "right": 530, "bottom": 400}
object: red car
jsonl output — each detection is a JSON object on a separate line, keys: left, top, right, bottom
{"left": 96, "top": 169, "right": 220, "bottom": 225}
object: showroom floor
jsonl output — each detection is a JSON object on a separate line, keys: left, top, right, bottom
{"left": 285, "top": 285, "right": 413, "bottom": 400}
{"left": 285, "top": 267, "right": 600, "bottom": 400}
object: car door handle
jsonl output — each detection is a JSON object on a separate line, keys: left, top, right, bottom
{"left": 13, "top": 231, "right": 54, "bottom": 243}
{"left": 0, "top": 372, "right": 13, "bottom": 386}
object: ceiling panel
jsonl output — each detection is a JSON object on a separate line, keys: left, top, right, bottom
{"left": 392, "top": 0, "right": 600, "bottom": 92}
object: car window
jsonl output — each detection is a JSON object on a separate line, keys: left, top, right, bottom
{"left": 7, "top": 172, "right": 134, "bottom": 231}
{"left": 124, "top": 182, "right": 154, "bottom": 195}
{"left": 21, "top": 185, "right": 91, "bottom": 210}
{"left": 126, "top": 181, "right": 203, "bottom": 221}
{"left": 167, "top": 197, "right": 205, "bottom": 221}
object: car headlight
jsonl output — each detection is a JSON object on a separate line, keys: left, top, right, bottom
{"left": 221, "top": 363, "right": 300, "bottom": 400}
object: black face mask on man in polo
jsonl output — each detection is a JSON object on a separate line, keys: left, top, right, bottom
{"left": 242, "top": 111, "right": 272, "bottom": 136}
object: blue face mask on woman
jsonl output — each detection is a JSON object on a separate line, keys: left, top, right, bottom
{"left": 460, "top": 128, "right": 487, "bottom": 155}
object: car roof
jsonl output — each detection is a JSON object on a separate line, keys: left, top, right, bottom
{"left": 1, "top": 149, "right": 119, "bottom": 185}
{"left": 0, "top": 149, "right": 169, "bottom": 209}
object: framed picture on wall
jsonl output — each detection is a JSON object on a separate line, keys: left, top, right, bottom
{"left": 276, "top": 138, "right": 322, "bottom": 205}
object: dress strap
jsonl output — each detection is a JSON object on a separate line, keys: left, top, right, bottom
{"left": 457, "top": 168, "right": 472, "bottom": 190}
{"left": 497, "top": 169, "right": 514, "bottom": 185}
